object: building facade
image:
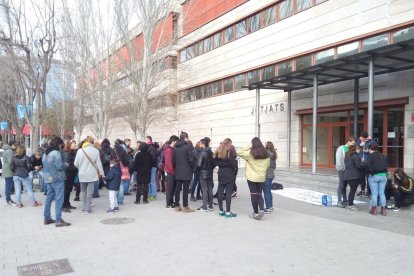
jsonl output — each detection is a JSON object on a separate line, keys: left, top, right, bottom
{"left": 101, "top": 0, "right": 414, "bottom": 174}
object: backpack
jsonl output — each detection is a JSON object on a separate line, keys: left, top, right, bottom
{"left": 157, "top": 148, "right": 165, "bottom": 171}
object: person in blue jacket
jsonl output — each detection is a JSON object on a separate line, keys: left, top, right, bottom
{"left": 104, "top": 159, "right": 121, "bottom": 213}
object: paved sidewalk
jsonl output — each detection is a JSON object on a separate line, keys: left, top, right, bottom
{"left": 1, "top": 178, "right": 414, "bottom": 276}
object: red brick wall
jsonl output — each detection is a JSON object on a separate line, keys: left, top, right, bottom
{"left": 182, "top": 0, "right": 248, "bottom": 36}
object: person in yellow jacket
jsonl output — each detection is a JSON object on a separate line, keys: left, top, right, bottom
{"left": 238, "top": 137, "right": 270, "bottom": 220}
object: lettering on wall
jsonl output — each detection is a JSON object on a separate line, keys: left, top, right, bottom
{"left": 251, "top": 103, "right": 285, "bottom": 115}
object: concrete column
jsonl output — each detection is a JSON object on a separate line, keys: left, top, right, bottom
{"left": 312, "top": 75, "right": 318, "bottom": 174}
{"left": 256, "top": 88, "right": 260, "bottom": 138}
{"left": 287, "top": 90, "right": 292, "bottom": 168}
{"left": 368, "top": 60, "right": 374, "bottom": 137}
{"left": 353, "top": 78, "right": 359, "bottom": 138}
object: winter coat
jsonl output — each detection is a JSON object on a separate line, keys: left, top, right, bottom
{"left": 197, "top": 147, "right": 214, "bottom": 179}
{"left": 335, "top": 145, "right": 349, "bottom": 171}
{"left": 64, "top": 150, "right": 78, "bottom": 180}
{"left": 29, "top": 155, "right": 43, "bottom": 171}
{"left": 2, "top": 144, "right": 14, "bottom": 178}
{"left": 173, "top": 139, "right": 194, "bottom": 181}
{"left": 114, "top": 145, "right": 128, "bottom": 167}
{"left": 74, "top": 144, "right": 104, "bottom": 183}
{"left": 11, "top": 154, "right": 31, "bottom": 178}
{"left": 147, "top": 143, "right": 158, "bottom": 167}
{"left": 343, "top": 152, "right": 364, "bottom": 181}
{"left": 164, "top": 146, "right": 175, "bottom": 175}
{"left": 266, "top": 150, "right": 276, "bottom": 179}
{"left": 105, "top": 163, "right": 122, "bottom": 191}
{"left": 214, "top": 154, "right": 238, "bottom": 185}
{"left": 366, "top": 151, "right": 388, "bottom": 176}
{"left": 238, "top": 147, "right": 270, "bottom": 183}
{"left": 42, "top": 150, "right": 66, "bottom": 183}
{"left": 100, "top": 143, "right": 116, "bottom": 167}
{"left": 133, "top": 145, "right": 153, "bottom": 184}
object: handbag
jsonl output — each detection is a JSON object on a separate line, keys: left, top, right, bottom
{"left": 115, "top": 150, "right": 130, "bottom": 180}
{"left": 271, "top": 182, "right": 283, "bottom": 190}
{"left": 81, "top": 148, "right": 101, "bottom": 179}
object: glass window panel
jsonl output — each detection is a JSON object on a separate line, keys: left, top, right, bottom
{"left": 180, "top": 49, "right": 187, "bottom": 63}
{"left": 278, "top": 61, "right": 292, "bottom": 76}
{"left": 223, "top": 78, "right": 234, "bottom": 93}
{"left": 337, "top": 42, "right": 359, "bottom": 58}
{"left": 180, "top": 91, "right": 186, "bottom": 103}
{"left": 279, "top": 0, "right": 293, "bottom": 20}
{"left": 204, "top": 84, "right": 212, "bottom": 98}
{"left": 296, "top": 55, "right": 312, "bottom": 70}
{"left": 194, "top": 87, "right": 203, "bottom": 100}
{"left": 193, "top": 43, "right": 200, "bottom": 57}
{"left": 262, "top": 5, "right": 276, "bottom": 27}
{"left": 236, "top": 20, "right": 247, "bottom": 39}
{"left": 393, "top": 27, "right": 414, "bottom": 43}
{"left": 262, "top": 65, "right": 275, "bottom": 80}
{"left": 362, "top": 34, "right": 388, "bottom": 51}
{"left": 248, "top": 70, "right": 260, "bottom": 84}
{"left": 224, "top": 27, "right": 234, "bottom": 44}
{"left": 249, "top": 14, "right": 260, "bottom": 33}
{"left": 186, "top": 46, "right": 194, "bottom": 59}
{"left": 234, "top": 74, "right": 246, "bottom": 90}
{"left": 203, "top": 37, "right": 212, "bottom": 52}
{"left": 213, "top": 32, "right": 222, "bottom": 48}
{"left": 315, "top": 48, "right": 334, "bottom": 64}
{"left": 297, "top": 0, "right": 312, "bottom": 12}
{"left": 212, "top": 81, "right": 222, "bottom": 95}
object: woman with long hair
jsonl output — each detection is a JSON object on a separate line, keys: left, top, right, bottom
{"left": 62, "top": 140, "right": 78, "bottom": 212}
{"left": 238, "top": 137, "right": 270, "bottom": 220}
{"left": 366, "top": 143, "right": 388, "bottom": 216}
{"left": 343, "top": 145, "right": 363, "bottom": 211}
{"left": 214, "top": 138, "right": 238, "bottom": 218}
{"left": 263, "top": 141, "right": 277, "bottom": 214}
{"left": 190, "top": 141, "right": 202, "bottom": 201}
{"left": 391, "top": 169, "right": 414, "bottom": 211}
{"left": 12, "top": 144, "right": 41, "bottom": 207}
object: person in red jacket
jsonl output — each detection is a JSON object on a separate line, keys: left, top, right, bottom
{"left": 165, "top": 135, "right": 179, "bottom": 208}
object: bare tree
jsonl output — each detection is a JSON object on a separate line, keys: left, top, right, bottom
{"left": 0, "top": 0, "right": 58, "bottom": 150}
{"left": 0, "top": 57, "right": 25, "bottom": 143}
{"left": 113, "top": 0, "right": 180, "bottom": 140}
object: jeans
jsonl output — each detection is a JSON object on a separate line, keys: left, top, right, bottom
{"left": 13, "top": 176, "right": 36, "bottom": 204}
{"left": 199, "top": 174, "right": 213, "bottom": 209}
{"left": 29, "top": 170, "right": 45, "bottom": 192}
{"left": 337, "top": 170, "right": 347, "bottom": 203}
{"left": 4, "top": 177, "right": 14, "bottom": 203}
{"left": 93, "top": 180, "right": 99, "bottom": 197}
{"left": 117, "top": 183, "right": 125, "bottom": 204}
{"left": 122, "top": 179, "right": 130, "bottom": 195}
{"left": 44, "top": 181, "right": 64, "bottom": 222}
{"left": 263, "top": 178, "right": 273, "bottom": 209}
{"left": 191, "top": 171, "right": 201, "bottom": 198}
{"left": 368, "top": 175, "right": 387, "bottom": 207}
{"left": 248, "top": 180, "right": 264, "bottom": 214}
{"left": 149, "top": 167, "right": 157, "bottom": 197}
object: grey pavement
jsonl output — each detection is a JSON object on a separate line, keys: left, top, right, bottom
{"left": 1, "top": 177, "right": 414, "bottom": 276}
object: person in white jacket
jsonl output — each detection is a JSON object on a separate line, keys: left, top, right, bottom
{"left": 74, "top": 136, "right": 104, "bottom": 214}
{"left": 335, "top": 136, "right": 355, "bottom": 208}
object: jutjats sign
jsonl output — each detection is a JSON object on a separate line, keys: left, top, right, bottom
{"left": 251, "top": 103, "right": 285, "bottom": 115}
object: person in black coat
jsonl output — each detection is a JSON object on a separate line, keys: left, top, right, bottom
{"left": 100, "top": 139, "right": 116, "bottom": 176}
{"left": 173, "top": 132, "right": 195, "bottom": 212}
{"left": 104, "top": 160, "right": 121, "bottom": 213}
{"left": 197, "top": 137, "right": 214, "bottom": 212}
{"left": 62, "top": 140, "right": 78, "bottom": 212}
{"left": 133, "top": 143, "right": 153, "bottom": 204}
{"left": 343, "top": 145, "right": 364, "bottom": 210}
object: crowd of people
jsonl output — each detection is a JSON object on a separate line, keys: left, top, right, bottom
{"left": 335, "top": 131, "right": 414, "bottom": 215}
{"left": 1, "top": 133, "right": 279, "bottom": 227}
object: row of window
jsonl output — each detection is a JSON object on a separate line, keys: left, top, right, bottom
{"left": 179, "top": 26, "right": 414, "bottom": 104}
{"left": 179, "top": 0, "right": 328, "bottom": 63}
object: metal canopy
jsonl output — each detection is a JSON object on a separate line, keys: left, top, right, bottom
{"left": 245, "top": 38, "right": 414, "bottom": 91}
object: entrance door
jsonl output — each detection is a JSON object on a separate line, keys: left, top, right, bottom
{"left": 332, "top": 125, "right": 347, "bottom": 168}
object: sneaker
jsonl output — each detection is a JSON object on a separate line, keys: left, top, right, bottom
{"left": 190, "top": 196, "right": 196, "bottom": 202}
{"left": 79, "top": 209, "right": 86, "bottom": 213}
{"left": 106, "top": 208, "right": 115, "bottom": 213}
{"left": 55, "top": 220, "right": 71, "bottom": 227}
{"left": 84, "top": 210, "right": 92, "bottom": 215}
{"left": 44, "top": 218, "right": 55, "bottom": 225}
{"left": 114, "top": 207, "right": 119, "bottom": 212}
{"left": 337, "top": 202, "right": 345, "bottom": 208}
{"left": 264, "top": 208, "right": 272, "bottom": 214}
{"left": 68, "top": 205, "right": 77, "bottom": 210}
{"left": 124, "top": 192, "right": 132, "bottom": 196}
{"left": 74, "top": 197, "right": 80, "bottom": 201}
{"left": 90, "top": 202, "right": 95, "bottom": 207}
{"left": 196, "top": 195, "right": 202, "bottom": 200}
{"left": 148, "top": 196, "right": 156, "bottom": 201}
{"left": 342, "top": 200, "right": 349, "bottom": 207}
{"left": 386, "top": 204, "right": 395, "bottom": 209}
{"left": 5, "top": 201, "right": 12, "bottom": 207}
{"left": 17, "top": 203, "right": 24, "bottom": 208}
{"left": 208, "top": 206, "right": 213, "bottom": 211}
{"left": 225, "top": 212, "right": 237, "bottom": 218}
{"left": 347, "top": 205, "right": 358, "bottom": 211}
{"left": 257, "top": 211, "right": 265, "bottom": 220}
{"left": 218, "top": 210, "right": 225, "bottom": 216}
{"left": 166, "top": 205, "right": 173, "bottom": 209}
{"left": 143, "top": 200, "right": 149, "bottom": 204}
{"left": 249, "top": 213, "right": 260, "bottom": 220}
{"left": 33, "top": 201, "right": 42, "bottom": 207}
{"left": 269, "top": 207, "right": 274, "bottom": 212}
{"left": 62, "top": 208, "right": 71, "bottom": 213}
{"left": 393, "top": 207, "right": 401, "bottom": 211}
{"left": 198, "top": 207, "right": 208, "bottom": 212}
{"left": 134, "top": 201, "right": 140, "bottom": 204}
